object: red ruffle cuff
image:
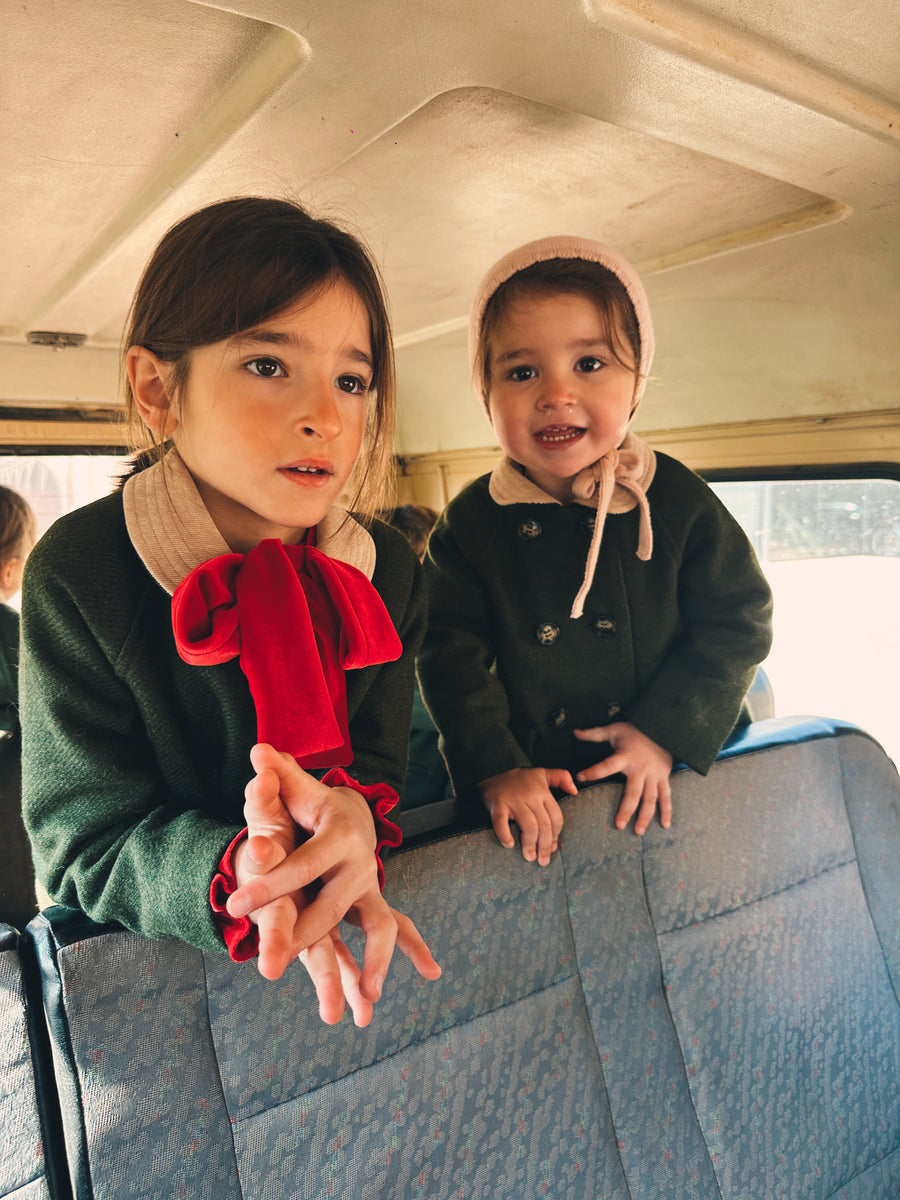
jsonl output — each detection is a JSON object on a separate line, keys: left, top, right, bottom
{"left": 209, "top": 772, "right": 402, "bottom": 962}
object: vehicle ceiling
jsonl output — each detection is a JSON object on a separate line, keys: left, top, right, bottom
{"left": 2, "top": 0, "right": 898, "bottom": 455}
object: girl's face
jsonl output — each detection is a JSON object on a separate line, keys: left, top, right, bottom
{"left": 486, "top": 289, "right": 637, "bottom": 503}
{"left": 140, "top": 280, "right": 373, "bottom": 553}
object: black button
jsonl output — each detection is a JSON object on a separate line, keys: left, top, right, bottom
{"left": 517, "top": 518, "right": 542, "bottom": 540}
{"left": 591, "top": 616, "right": 617, "bottom": 638}
{"left": 580, "top": 512, "right": 596, "bottom": 535}
{"left": 548, "top": 707, "right": 569, "bottom": 728}
{"left": 535, "top": 622, "right": 559, "bottom": 646}
{"left": 606, "top": 702, "right": 622, "bottom": 719}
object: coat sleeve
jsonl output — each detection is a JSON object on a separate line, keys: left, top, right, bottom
{"left": 417, "top": 512, "right": 532, "bottom": 799}
{"left": 624, "top": 482, "right": 774, "bottom": 774}
{"left": 20, "top": 548, "right": 239, "bottom": 953}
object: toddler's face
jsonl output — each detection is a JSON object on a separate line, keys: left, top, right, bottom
{"left": 486, "top": 290, "right": 636, "bottom": 502}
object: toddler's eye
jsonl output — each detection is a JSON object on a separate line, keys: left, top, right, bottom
{"left": 575, "top": 356, "right": 605, "bottom": 373}
{"left": 507, "top": 365, "right": 537, "bottom": 382}
{"left": 245, "top": 356, "right": 285, "bottom": 378}
{"left": 337, "top": 374, "right": 371, "bottom": 395}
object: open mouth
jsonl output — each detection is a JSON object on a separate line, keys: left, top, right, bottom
{"left": 285, "top": 465, "right": 330, "bottom": 475}
{"left": 535, "top": 425, "right": 585, "bottom": 444}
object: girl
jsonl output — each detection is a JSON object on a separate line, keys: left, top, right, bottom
{"left": 417, "top": 236, "right": 773, "bottom": 866}
{"left": 21, "top": 197, "right": 440, "bottom": 1026}
{"left": 0, "top": 486, "right": 38, "bottom": 930}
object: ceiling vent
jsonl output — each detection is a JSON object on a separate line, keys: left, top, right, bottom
{"left": 26, "top": 331, "right": 88, "bottom": 350}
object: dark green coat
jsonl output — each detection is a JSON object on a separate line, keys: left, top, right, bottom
{"left": 20, "top": 491, "right": 425, "bottom": 953}
{"left": 418, "top": 452, "right": 773, "bottom": 799}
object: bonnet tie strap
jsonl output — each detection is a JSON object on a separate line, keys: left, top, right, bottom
{"left": 171, "top": 538, "right": 402, "bottom": 767}
{"left": 569, "top": 446, "right": 654, "bottom": 619}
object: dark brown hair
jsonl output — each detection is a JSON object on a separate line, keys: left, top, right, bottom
{"left": 476, "top": 257, "right": 641, "bottom": 400}
{"left": 122, "top": 196, "right": 396, "bottom": 516}
{"left": 0, "top": 486, "right": 37, "bottom": 563}
{"left": 382, "top": 503, "right": 439, "bottom": 559}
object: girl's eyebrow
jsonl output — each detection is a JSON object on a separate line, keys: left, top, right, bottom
{"left": 495, "top": 337, "right": 613, "bottom": 366}
{"left": 229, "top": 328, "right": 374, "bottom": 368}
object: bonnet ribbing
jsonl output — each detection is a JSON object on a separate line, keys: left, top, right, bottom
{"left": 470, "top": 235, "right": 657, "bottom": 619}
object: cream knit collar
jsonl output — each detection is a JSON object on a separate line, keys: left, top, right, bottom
{"left": 488, "top": 429, "right": 657, "bottom": 619}
{"left": 122, "top": 449, "right": 376, "bottom": 596}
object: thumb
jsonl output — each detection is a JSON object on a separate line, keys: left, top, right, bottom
{"left": 546, "top": 768, "right": 578, "bottom": 795}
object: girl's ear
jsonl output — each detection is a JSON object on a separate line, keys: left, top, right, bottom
{"left": 127, "top": 346, "right": 179, "bottom": 439}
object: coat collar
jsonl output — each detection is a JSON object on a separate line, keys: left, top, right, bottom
{"left": 122, "top": 449, "right": 376, "bottom": 596}
{"left": 488, "top": 429, "right": 656, "bottom": 513}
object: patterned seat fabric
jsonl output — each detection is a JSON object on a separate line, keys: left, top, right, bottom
{"left": 20, "top": 721, "right": 900, "bottom": 1199}
{"left": 0, "top": 923, "right": 52, "bottom": 1200}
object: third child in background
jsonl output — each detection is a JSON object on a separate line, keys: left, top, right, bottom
{"left": 417, "top": 236, "right": 773, "bottom": 865}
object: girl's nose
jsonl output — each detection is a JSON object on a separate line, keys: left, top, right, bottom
{"left": 296, "top": 381, "right": 343, "bottom": 440}
{"left": 538, "top": 376, "right": 575, "bottom": 411}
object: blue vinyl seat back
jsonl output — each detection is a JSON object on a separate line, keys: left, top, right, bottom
{"left": 27, "top": 721, "right": 900, "bottom": 1200}
{"left": 0, "top": 923, "right": 51, "bottom": 1200}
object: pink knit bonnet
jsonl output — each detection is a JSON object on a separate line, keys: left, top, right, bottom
{"left": 468, "top": 234, "right": 655, "bottom": 411}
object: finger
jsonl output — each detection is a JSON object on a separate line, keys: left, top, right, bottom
{"left": 614, "top": 777, "right": 643, "bottom": 831}
{"left": 298, "top": 935, "right": 346, "bottom": 1025}
{"left": 242, "top": 833, "right": 288, "bottom": 876}
{"left": 354, "top": 901, "right": 399, "bottom": 1003}
{"left": 658, "top": 777, "right": 673, "bottom": 830}
{"left": 393, "top": 910, "right": 442, "bottom": 980}
{"left": 535, "top": 798, "right": 564, "bottom": 867}
{"left": 545, "top": 769, "right": 578, "bottom": 796}
{"left": 243, "top": 768, "right": 296, "bottom": 858}
{"left": 512, "top": 806, "right": 540, "bottom": 863}
{"left": 572, "top": 726, "right": 611, "bottom": 743}
{"left": 633, "top": 785, "right": 659, "bottom": 837}
{"left": 249, "top": 744, "right": 325, "bottom": 829}
{"left": 254, "top": 894, "right": 301, "bottom": 981}
{"left": 576, "top": 754, "right": 626, "bottom": 784}
{"left": 331, "top": 937, "right": 374, "bottom": 1028}
{"left": 489, "top": 806, "right": 516, "bottom": 851}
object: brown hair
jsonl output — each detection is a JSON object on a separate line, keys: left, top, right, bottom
{"left": 122, "top": 196, "right": 396, "bottom": 517}
{"left": 475, "top": 257, "right": 641, "bottom": 402}
{"left": 382, "top": 503, "right": 439, "bottom": 559}
{"left": 0, "top": 486, "right": 37, "bottom": 564}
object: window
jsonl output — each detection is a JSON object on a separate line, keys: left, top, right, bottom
{"left": 708, "top": 473, "right": 900, "bottom": 766}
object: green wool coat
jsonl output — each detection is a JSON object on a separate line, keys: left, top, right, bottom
{"left": 20, "top": 491, "right": 425, "bottom": 953}
{"left": 418, "top": 452, "right": 773, "bottom": 800}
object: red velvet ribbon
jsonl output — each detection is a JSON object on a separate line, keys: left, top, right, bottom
{"left": 171, "top": 538, "right": 402, "bottom": 767}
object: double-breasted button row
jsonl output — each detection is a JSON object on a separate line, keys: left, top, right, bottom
{"left": 545, "top": 702, "right": 623, "bottom": 728}
{"left": 534, "top": 616, "right": 617, "bottom": 644}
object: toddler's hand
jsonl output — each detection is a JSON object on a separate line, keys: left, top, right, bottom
{"left": 573, "top": 722, "right": 673, "bottom": 835}
{"left": 479, "top": 766, "right": 576, "bottom": 866}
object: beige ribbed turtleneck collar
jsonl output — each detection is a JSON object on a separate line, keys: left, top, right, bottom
{"left": 122, "top": 449, "right": 376, "bottom": 596}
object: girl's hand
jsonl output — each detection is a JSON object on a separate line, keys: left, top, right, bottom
{"left": 573, "top": 722, "right": 673, "bottom": 835}
{"left": 479, "top": 766, "right": 577, "bottom": 866}
{"left": 230, "top": 744, "right": 440, "bottom": 1019}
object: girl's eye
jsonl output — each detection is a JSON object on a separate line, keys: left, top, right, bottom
{"left": 337, "top": 374, "right": 371, "bottom": 395}
{"left": 575, "top": 356, "right": 605, "bottom": 373}
{"left": 507, "top": 365, "right": 537, "bottom": 382}
{"left": 245, "top": 356, "right": 286, "bottom": 378}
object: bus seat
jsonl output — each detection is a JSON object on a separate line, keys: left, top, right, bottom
{"left": 0, "top": 923, "right": 56, "bottom": 1200}
{"left": 745, "top": 664, "right": 776, "bottom": 721}
{"left": 21, "top": 719, "right": 900, "bottom": 1199}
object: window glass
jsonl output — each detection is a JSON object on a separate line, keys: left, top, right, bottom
{"left": 0, "top": 453, "right": 130, "bottom": 607}
{"left": 709, "top": 476, "right": 900, "bottom": 765}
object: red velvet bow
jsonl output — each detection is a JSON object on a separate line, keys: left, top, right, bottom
{"left": 171, "top": 539, "right": 402, "bottom": 767}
